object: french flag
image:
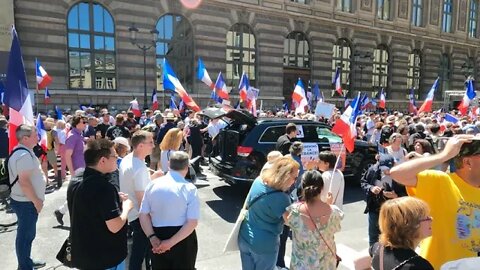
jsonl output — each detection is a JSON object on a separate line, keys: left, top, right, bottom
{"left": 378, "top": 88, "right": 386, "bottom": 109}
{"left": 333, "top": 67, "right": 343, "bottom": 96}
{"left": 55, "top": 105, "right": 63, "bottom": 120}
{"left": 197, "top": 58, "right": 215, "bottom": 90}
{"left": 310, "top": 81, "right": 320, "bottom": 108}
{"left": 238, "top": 71, "right": 249, "bottom": 102}
{"left": 444, "top": 113, "right": 459, "bottom": 124}
{"left": 470, "top": 106, "right": 479, "bottom": 118}
{"left": 282, "top": 101, "right": 289, "bottom": 113}
{"left": 408, "top": 88, "right": 418, "bottom": 114}
{"left": 163, "top": 59, "right": 201, "bottom": 112}
{"left": 418, "top": 78, "right": 439, "bottom": 114}
{"left": 36, "top": 114, "right": 48, "bottom": 152}
{"left": 129, "top": 98, "right": 141, "bottom": 117}
{"left": 458, "top": 79, "right": 476, "bottom": 115}
{"left": 169, "top": 93, "right": 178, "bottom": 110}
{"left": 36, "top": 58, "right": 52, "bottom": 90}
{"left": 214, "top": 72, "right": 230, "bottom": 100}
{"left": 360, "top": 93, "right": 370, "bottom": 110}
{"left": 44, "top": 87, "right": 51, "bottom": 105}
{"left": 332, "top": 93, "right": 361, "bottom": 153}
{"left": 152, "top": 89, "right": 159, "bottom": 111}
{"left": 178, "top": 99, "right": 185, "bottom": 112}
{"left": 4, "top": 26, "right": 34, "bottom": 152}
{"left": 291, "top": 78, "right": 308, "bottom": 114}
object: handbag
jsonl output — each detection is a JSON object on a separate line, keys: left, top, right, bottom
{"left": 223, "top": 189, "right": 281, "bottom": 253}
{"left": 56, "top": 237, "right": 74, "bottom": 268}
{"left": 304, "top": 203, "right": 342, "bottom": 268}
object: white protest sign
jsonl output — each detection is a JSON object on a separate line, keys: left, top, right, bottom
{"left": 315, "top": 102, "right": 335, "bottom": 119}
{"left": 301, "top": 143, "right": 319, "bottom": 169}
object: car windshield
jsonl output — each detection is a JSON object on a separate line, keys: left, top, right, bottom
{"left": 316, "top": 127, "right": 342, "bottom": 143}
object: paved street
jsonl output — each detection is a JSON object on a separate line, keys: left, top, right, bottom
{"left": 0, "top": 167, "right": 369, "bottom": 270}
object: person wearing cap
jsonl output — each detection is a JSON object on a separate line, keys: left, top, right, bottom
{"left": 155, "top": 112, "right": 177, "bottom": 146}
{"left": 361, "top": 154, "right": 407, "bottom": 247}
{"left": 390, "top": 134, "right": 480, "bottom": 269}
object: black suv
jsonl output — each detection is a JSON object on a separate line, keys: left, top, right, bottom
{"left": 209, "top": 110, "right": 377, "bottom": 185}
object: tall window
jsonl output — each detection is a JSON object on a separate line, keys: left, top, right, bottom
{"left": 226, "top": 24, "right": 256, "bottom": 88}
{"left": 377, "top": 0, "right": 391, "bottom": 20}
{"left": 332, "top": 39, "right": 351, "bottom": 88}
{"left": 439, "top": 54, "right": 451, "bottom": 92}
{"left": 283, "top": 32, "right": 310, "bottom": 69}
{"left": 469, "top": 0, "right": 478, "bottom": 38}
{"left": 372, "top": 45, "right": 389, "bottom": 89}
{"left": 156, "top": 14, "right": 194, "bottom": 91}
{"left": 291, "top": 0, "right": 309, "bottom": 3}
{"left": 407, "top": 50, "right": 422, "bottom": 90}
{"left": 442, "top": 0, "right": 453, "bottom": 33}
{"left": 412, "top": 0, "right": 423, "bottom": 26}
{"left": 68, "top": 2, "right": 115, "bottom": 89}
{"left": 337, "top": 0, "right": 352, "bottom": 12}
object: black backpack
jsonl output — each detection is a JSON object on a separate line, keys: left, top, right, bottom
{"left": 0, "top": 147, "right": 33, "bottom": 199}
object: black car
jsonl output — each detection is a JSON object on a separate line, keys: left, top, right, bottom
{"left": 209, "top": 109, "right": 377, "bottom": 185}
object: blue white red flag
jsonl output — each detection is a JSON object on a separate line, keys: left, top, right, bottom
{"left": 4, "top": 26, "right": 34, "bottom": 152}
{"left": 36, "top": 58, "right": 52, "bottom": 90}
{"left": 129, "top": 98, "right": 141, "bottom": 117}
{"left": 332, "top": 93, "right": 361, "bottom": 153}
{"left": 210, "top": 87, "right": 222, "bottom": 104}
{"left": 178, "top": 99, "right": 185, "bottom": 112}
{"left": 291, "top": 78, "right": 308, "bottom": 114}
{"left": 333, "top": 67, "right": 343, "bottom": 96}
{"left": 214, "top": 72, "right": 230, "bottom": 100}
{"left": 378, "top": 88, "right": 386, "bottom": 109}
{"left": 418, "top": 78, "right": 439, "bottom": 114}
{"left": 458, "top": 79, "right": 476, "bottom": 115}
{"left": 310, "top": 82, "right": 320, "bottom": 108}
{"left": 444, "top": 113, "right": 459, "bottom": 124}
{"left": 44, "top": 87, "right": 51, "bottom": 105}
{"left": 36, "top": 114, "right": 48, "bottom": 152}
{"left": 408, "top": 88, "right": 418, "bottom": 114}
{"left": 163, "top": 59, "right": 200, "bottom": 112}
{"left": 55, "top": 106, "right": 63, "bottom": 120}
{"left": 169, "top": 93, "right": 178, "bottom": 110}
{"left": 197, "top": 58, "right": 215, "bottom": 90}
{"left": 152, "top": 89, "right": 159, "bottom": 111}
{"left": 238, "top": 71, "right": 249, "bottom": 102}
{"left": 282, "top": 101, "right": 289, "bottom": 113}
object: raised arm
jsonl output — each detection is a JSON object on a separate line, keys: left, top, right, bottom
{"left": 390, "top": 135, "right": 473, "bottom": 187}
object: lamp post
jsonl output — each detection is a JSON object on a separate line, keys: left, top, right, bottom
{"left": 128, "top": 25, "right": 159, "bottom": 110}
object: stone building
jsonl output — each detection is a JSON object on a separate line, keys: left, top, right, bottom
{"left": 2, "top": 0, "right": 479, "bottom": 111}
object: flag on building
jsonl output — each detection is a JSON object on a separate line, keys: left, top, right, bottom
{"left": 197, "top": 58, "right": 215, "bottom": 90}
{"left": 214, "top": 72, "right": 230, "bottom": 100}
{"left": 418, "top": 78, "right": 439, "bottom": 114}
{"left": 169, "top": 93, "right": 178, "bottom": 110}
{"left": 238, "top": 71, "right": 249, "bottom": 102}
{"left": 4, "top": 26, "right": 34, "bottom": 152}
{"left": 291, "top": 78, "right": 308, "bottom": 114}
{"left": 35, "top": 58, "right": 52, "bottom": 90}
{"left": 163, "top": 59, "right": 201, "bottom": 112}
{"left": 44, "top": 87, "right": 51, "bottom": 105}
{"left": 332, "top": 93, "right": 362, "bottom": 153}
{"left": 408, "top": 88, "right": 418, "bottom": 114}
{"left": 151, "top": 88, "right": 159, "bottom": 110}
{"left": 378, "top": 88, "right": 386, "bottom": 109}
{"left": 333, "top": 67, "right": 343, "bottom": 96}
{"left": 55, "top": 105, "right": 63, "bottom": 120}
{"left": 36, "top": 114, "right": 48, "bottom": 152}
{"left": 458, "top": 79, "right": 476, "bottom": 115}
{"left": 129, "top": 98, "right": 141, "bottom": 117}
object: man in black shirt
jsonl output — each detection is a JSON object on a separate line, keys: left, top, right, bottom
{"left": 275, "top": 123, "right": 297, "bottom": 155}
{"left": 67, "top": 139, "right": 133, "bottom": 269}
{"left": 96, "top": 112, "right": 112, "bottom": 138}
{"left": 106, "top": 114, "right": 131, "bottom": 140}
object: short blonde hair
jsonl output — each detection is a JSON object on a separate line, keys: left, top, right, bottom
{"left": 260, "top": 156, "right": 299, "bottom": 191}
{"left": 266, "top": 151, "right": 282, "bottom": 163}
{"left": 379, "top": 197, "right": 430, "bottom": 249}
{"left": 160, "top": 128, "right": 183, "bottom": 151}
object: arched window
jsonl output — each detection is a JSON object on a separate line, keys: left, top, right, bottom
{"left": 156, "top": 14, "right": 194, "bottom": 91}
{"left": 407, "top": 50, "right": 421, "bottom": 90}
{"left": 372, "top": 45, "right": 389, "bottom": 89}
{"left": 226, "top": 24, "right": 256, "bottom": 88}
{"left": 442, "top": 0, "right": 453, "bottom": 33}
{"left": 468, "top": 0, "right": 478, "bottom": 38}
{"left": 412, "top": 0, "right": 424, "bottom": 26}
{"left": 68, "top": 2, "right": 115, "bottom": 89}
{"left": 439, "top": 53, "right": 451, "bottom": 92}
{"left": 332, "top": 39, "right": 351, "bottom": 90}
{"left": 283, "top": 32, "right": 310, "bottom": 68}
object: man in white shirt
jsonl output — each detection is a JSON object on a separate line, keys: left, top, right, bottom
{"left": 119, "top": 130, "right": 162, "bottom": 270}
{"left": 318, "top": 151, "right": 345, "bottom": 210}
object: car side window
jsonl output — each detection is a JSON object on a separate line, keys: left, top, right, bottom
{"left": 259, "top": 126, "right": 285, "bottom": 143}
{"left": 316, "top": 126, "right": 342, "bottom": 143}
{"left": 302, "top": 125, "right": 321, "bottom": 142}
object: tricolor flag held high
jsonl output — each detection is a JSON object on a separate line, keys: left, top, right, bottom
{"left": 151, "top": 89, "right": 159, "bottom": 111}
{"left": 333, "top": 67, "right": 343, "bottom": 96}
{"left": 36, "top": 59, "right": 52, "bottom": 90}
{"left": 214, "top": 72, "right": 230, "bottom": 100}
{"left": 310, "top": 82, "right": 320, "bottom": 108}
{"left": 170, "top": 94, "right": 178, "bottom": 110}
{"left": 129, "top": 98, "right": 141, "bottom": 117}
{"left": 291, "top": 78, "right": 308, "bottom": 114}
{"left": 163, "top": 59, "right": 201, "bottom": 112}
{"left": 408, "top": 88, "right": 418, "bottom": 114}
{"left": 197, "top": 58, "right": 215, "bottom": 90}
{"left": 418, "top": 78, "right": 439, "bottom": 114}
{"left": 44, "top": 87, "right": 51, "bottom": 105}
{"left": 378, "top": 88, "right": 386, "bottom": 109}
{"left": 36, "top": 114, "right": 47, "bottom": 152}
{"left": 238, "top": 71, "right": 249, "bottom": 102}
{"left": 332, "top": 93, "right": 362, "bottom": 153}
{"left": 4, "top": 26, "right": 35, "bottom": 152}
{"left": 458, "top": 79, "right": 476, "bottom": 115}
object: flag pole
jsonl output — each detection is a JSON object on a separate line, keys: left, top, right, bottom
{"left": 328, "top": 144, "right": 344, "bottom": 194}
{"left": 35, "top": 58, "right": 39, "bottom": 115}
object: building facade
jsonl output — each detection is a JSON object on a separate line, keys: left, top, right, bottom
{"left": 3, "top": 0, "right": 480, "bottom": 111}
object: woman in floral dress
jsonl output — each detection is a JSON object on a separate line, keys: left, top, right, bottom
{"left": 285, "top": 170, "right": 344, "bottom": 270}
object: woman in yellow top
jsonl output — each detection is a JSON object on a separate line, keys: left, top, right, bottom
{"left": 159, "top": 128, "right": 184, "bottom": 173}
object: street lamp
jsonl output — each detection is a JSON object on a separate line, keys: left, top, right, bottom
{"left": 128, "top": 25, "right": 159, "bottom": 110}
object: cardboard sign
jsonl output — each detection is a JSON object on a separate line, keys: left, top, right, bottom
{"left": 329, "top": 142, "right": 346, "bottom": 171}
{"left": 315, "top": 102, "right": 336, "bottom": 119}
{"left": 301, "top": 143, "right": 319, "bottom": 170}
{"left": 296, "top": 125, "right": 304, "bottom": 138}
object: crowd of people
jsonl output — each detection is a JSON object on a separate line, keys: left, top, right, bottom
{"left": 1, "top": 104, "right": 480, "bottom": 270}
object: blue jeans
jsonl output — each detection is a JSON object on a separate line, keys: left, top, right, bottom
{"left": 129, "top": 219, "right": 149, "bottom": 270}
{"left": 106, "top": 259, "right": 125, "bottom": 270}
{"left": 368, "top": 211, "right": 380, "bottom": 247}
{"left": 239, "top": 236, "right": 278, "bottom": 270}
{"left": 10, "top": 199, "right": 39, "bottom": 270}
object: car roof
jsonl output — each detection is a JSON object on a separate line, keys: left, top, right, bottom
{"left": 256, "top": 118, "right": 330, "bottom": 126}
